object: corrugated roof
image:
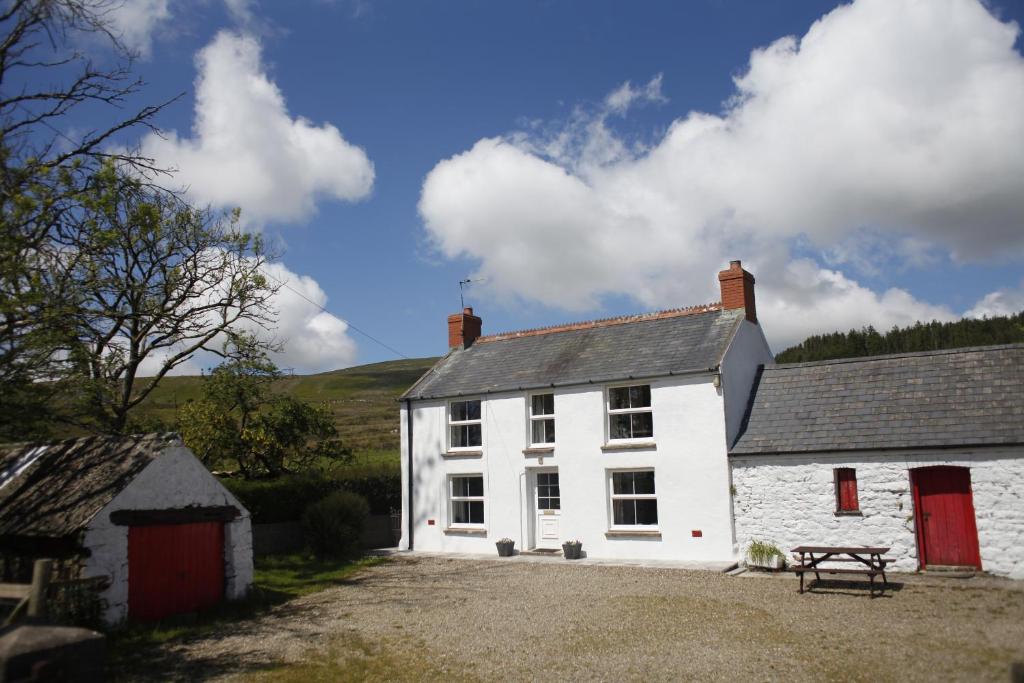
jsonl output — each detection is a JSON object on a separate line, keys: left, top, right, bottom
{"left": 0, "top": 433, "right": 177, "bottom": 538}
{"left": 402, "top": 307, "right": 744, "bottom": 400}
{"left": 730, "top": 344, "right": 1024, "bottom": 456}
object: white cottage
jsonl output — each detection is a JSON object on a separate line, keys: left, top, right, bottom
{"left": 0, "top": 433, "right": 253, "bottom": 623}
{"left": 399, "top": 261, "right": 772, "bottom": 561}
{"left": 729, "top": 345, "right": 1024, "bottom": 579}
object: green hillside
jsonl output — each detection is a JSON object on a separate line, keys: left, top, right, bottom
{"left": 135, "top": 357, "right": 438, "bottom": 460}
{"left": 775, "top": 311, "right": 1024, "bottom": 364}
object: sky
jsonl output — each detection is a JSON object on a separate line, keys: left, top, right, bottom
{"left": 48, "top": 0, "right": 1024, "bottom": 372}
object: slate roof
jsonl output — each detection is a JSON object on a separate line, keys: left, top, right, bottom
{"left": 0, "top": 433, "right": 178, "bottom": 538}
{"left": 402, "top": 307, "right": 745, "bottom": 400}
{"left": 730, "top": 344, "right": 1024, "bottom": 456}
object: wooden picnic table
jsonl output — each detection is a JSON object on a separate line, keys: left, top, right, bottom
{"left": 791, "top": 545, "right": 892, "bottom": 596}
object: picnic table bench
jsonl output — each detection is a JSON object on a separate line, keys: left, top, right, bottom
{"left": 791, "top": 546, "right": 893, "bottom": 596}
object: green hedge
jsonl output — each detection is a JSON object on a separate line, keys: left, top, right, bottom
{"left": 221, "top": 462, "right": 400, "bottom": 523}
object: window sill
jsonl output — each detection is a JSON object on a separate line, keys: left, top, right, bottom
{"left": 523, "top": 447, "right": 555, "bottom": 455}
{"left": 605, "top": 529, "right": 662, "bottom": 538}
{"left": 444, "top": 450, "right": 483, "bottom": 458}
{"left": 443, "top": 527, "right": 487, "bottom": 536}
{"left": 600, "top": 442, "right": 657, "bottom": 452}
{"left": 834, "top": 510, "right": 864, "bottom": 517}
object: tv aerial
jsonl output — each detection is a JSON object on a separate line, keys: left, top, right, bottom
{"left": 459, "top": 278, "right": 487, "bottom": 309}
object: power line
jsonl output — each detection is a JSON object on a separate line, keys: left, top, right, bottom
{"left": 261, "top": 269, "right": 410, "bottom": 360}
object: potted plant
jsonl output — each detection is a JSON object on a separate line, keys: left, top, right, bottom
{"left": 562, "top": 539, "right": 583, "bottom": 560}
{"left": 746, "top": 539, "right": 787, "bottom": 570}
{"left": 495, "top": 538, "right": 515, "bottom": 557}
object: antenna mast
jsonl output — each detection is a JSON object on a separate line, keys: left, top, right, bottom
{"left": 459, "top": 278, "right": 486, "bottom": 309}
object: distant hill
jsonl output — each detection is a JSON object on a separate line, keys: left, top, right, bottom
{"left": 132, "top": 357, "right": 438, "bottom": 458}
{"left": 775, "top": 312, "right": 1024, "bottom": 364}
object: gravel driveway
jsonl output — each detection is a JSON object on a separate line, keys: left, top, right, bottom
{"left": 122, "top": 554, "right": 1024, "bottom": 682}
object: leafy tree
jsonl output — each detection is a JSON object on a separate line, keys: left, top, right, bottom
{"left": 179, "top": 352, "right": 351, "bottom": 478}
{"left": 1, "top": 0, "right": 177, "bottom": 439}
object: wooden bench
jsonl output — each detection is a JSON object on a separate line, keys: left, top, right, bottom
{"left": 791, "top": 546, "right": 892, "bottom": 596}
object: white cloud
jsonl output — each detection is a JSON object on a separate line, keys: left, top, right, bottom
{"left": 604, "top": 74, "right": 666, "bottom": 115}
{"left": 142, "top": 30, "right": 374, "bottom": 223}
{"left": 966, "top": 283, "right": 1024, "bottom": 318}
{"left": 419, "top": 0, "right": 1024, "bottom": 348}
{"left": 257, "top": 262, "right": 358, "bottom": 373}
{"left": 758, "top": 259, "right": 956, "bottom": 349}
{"left": 223, "top": 0, "right": 256, "bottom": 25}
{"left": 136, "top": 259, "right": 357, "bottom": 376}
{"left": 106, "top": 0, "right": 171, "bottom": 57}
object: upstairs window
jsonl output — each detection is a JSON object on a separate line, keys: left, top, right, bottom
{"left": 834, "top": 468, "right": 860, "bottom": 512}
{"left": 449, "top": 399, "right": 482, "bottom": 449}
{"left": 530, "top": 393, "right": 556, "bottom": 445}
{"left": 607, "top": 385, "right": 653, "bottom": 441}
{"left": 610, "top": 470, "right": 658, "bottom": 527}
{"left": 450, "top": 475, "right": 485, "bottom": 526}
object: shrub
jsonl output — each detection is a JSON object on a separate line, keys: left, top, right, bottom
{"left": 302, "top": 491, "right": 370, "bottom": 559}
{"left": 220, "top": 462, "right": 400, "bottom": 523}
{"left": 331, "top": 462, "right": 400, "bottom": 515}
{"left": 220, "top": 473, "right": 335, "bottom": 523}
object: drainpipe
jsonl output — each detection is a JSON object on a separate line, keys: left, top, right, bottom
{"left": 405, "top": 399, "right": 414, "bottom": 551}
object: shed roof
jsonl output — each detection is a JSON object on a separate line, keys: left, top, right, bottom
{"left": 0, "top": 433, "right": 178, "bottom": 538}
{"left": 730, "top": 344, "right": 1024, "bottom": 456}
{"left": 402, "top": 306, "right": 744, "bottom": 400}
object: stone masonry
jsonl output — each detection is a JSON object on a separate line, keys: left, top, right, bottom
{"left": 730, "top": 447, "right": 1024, "bottom": 579}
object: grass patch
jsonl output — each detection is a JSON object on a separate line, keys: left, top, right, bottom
{"left": 255, "top": 632, "right": 460, "bottom": 683}
{"left": 255, "top": 554, "right": 386, "bottom": 597}
{"left": 108, "top": 554, "right": 388, "bottom": 678}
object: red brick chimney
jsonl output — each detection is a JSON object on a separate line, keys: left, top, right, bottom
{"left": 718, "top": 260, "right": 757, "bottom": 323}
{"left": 448, "top": 307, "right": 482, "bottom": 349}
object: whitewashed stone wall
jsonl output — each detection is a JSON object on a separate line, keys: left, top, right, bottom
{"left": 730, "top": 447, "right": 1024, "bottom": 579}
{"left": 82, "top": 446, "right": 253, "bottom": 624}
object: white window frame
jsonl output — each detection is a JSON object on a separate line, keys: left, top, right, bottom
{"left": 528, "top": 392, "right": 556, "bottom": 447}
{"left": 448, "top": 398, "right": 483, "bottom": 451}
{"left": 448, "top": 473, "right": 486, "bottom": 528}
{"left": 605, "top": 383, "right": 654, "bottom": 442}
{"left": 608, "top": 468, "right": 658, "bottom": 530}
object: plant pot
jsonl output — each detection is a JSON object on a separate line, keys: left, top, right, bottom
{"left": 748, "top": 555, "right": 784, "bottom": 570}
{"left": 496, "top": 541, "right": 515, "bottom": 557}
{"left": 562, "top": 543, "right": 582, "bottom": 560}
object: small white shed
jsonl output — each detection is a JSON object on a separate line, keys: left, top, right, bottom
{"left": 0, "top": 433, "right": 253, "bottom": 624}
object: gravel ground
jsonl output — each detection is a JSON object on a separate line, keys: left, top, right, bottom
{"left": 122, "top": 555, "right": 1024, "bottom": 682}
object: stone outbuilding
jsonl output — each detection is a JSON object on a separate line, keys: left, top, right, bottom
{"left": 730, "top": 344, "right": 1024, "bottom": 579}
{"left": 0, "top": 433, "right": 252, "bottom": 623}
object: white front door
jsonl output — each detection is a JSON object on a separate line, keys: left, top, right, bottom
{"left": 534, "top": 470, "right": 561, "bottom": 549}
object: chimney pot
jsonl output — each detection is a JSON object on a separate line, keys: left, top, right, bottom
{"left": 718, "top": 260, "right": 757, "bottom": 323}
{"left": 448, "top": 307, "right": 482, "bottom": 349}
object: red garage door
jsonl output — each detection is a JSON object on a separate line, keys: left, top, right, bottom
{"left": 911, "top": 466, "right": 982, "bottom": 570}
{"left": 128, "top": 522, "right": 225, "bottom": 621}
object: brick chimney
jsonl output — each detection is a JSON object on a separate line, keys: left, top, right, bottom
{"left": 718, "top": 260, "right": 757, "bottom": 323}
{"left": 448, "top": 307, "right": 482, "bottom": 349}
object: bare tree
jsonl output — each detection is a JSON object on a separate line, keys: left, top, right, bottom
{"left": 46, "top": 167, "right": 282, "bottom": 433}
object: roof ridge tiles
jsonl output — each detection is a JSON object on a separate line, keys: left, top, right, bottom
{"left": 476, "top": 302, "right": 725, "bottom": 343}
{"left": 765, "top": 343, "right": 1024, "bottom": 370}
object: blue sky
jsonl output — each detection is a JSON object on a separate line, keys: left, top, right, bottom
{"left": 60, "top": 0, "right": 1024, "bottom": 370}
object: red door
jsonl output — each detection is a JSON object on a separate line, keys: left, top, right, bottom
{"left": 911, "top": 466, "right": 982, "bottom": 570}
{"left": 128, "top": 522, "right": 225, "bottom": 621}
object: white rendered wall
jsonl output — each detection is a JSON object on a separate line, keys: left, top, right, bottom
{"left": 730, "top": 448, "right": 1024, "bottom": 579}
{"left": 401, "top": 375, "right": 740, "bottom": 562}
{"left": 720, "top": 320, "right": 774, "bottom": 448}
{"left": 82, "top": 446, "right": 254, "bottom": 624}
